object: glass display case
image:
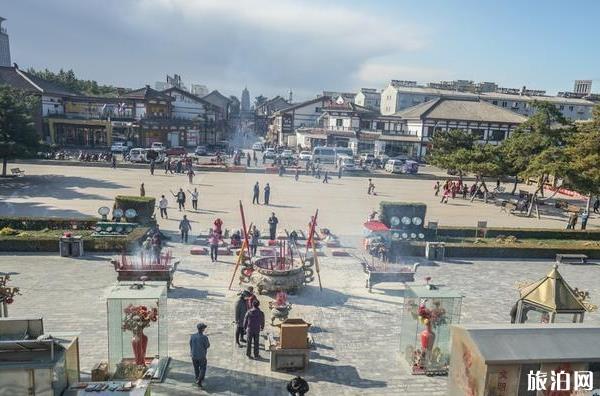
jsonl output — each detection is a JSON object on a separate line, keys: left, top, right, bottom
{"left": 106, "top": 281, "right": 168, "bottom": 375}
{"left": 400, "top": 283, "right": 462, "bottom": 375}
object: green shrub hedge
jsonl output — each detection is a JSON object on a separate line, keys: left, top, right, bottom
{"left": 0, "top": 227, "right": 149, "bottom": 252}
{"left": 389, "top": 240, "right": 600, "bottom": 259}
{"left": 0, "top": 217, "right": 98, "bottom": 231}
{"left": 431, "top": 226, "right": 600, "bottom": 241}
{"left": 115, "top": 196, "right": 155, "bottom": 225}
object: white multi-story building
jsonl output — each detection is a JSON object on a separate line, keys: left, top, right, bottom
{"left": 354, "top": 88, "right": 381, "bottom": 110}
{"left": 0, "top": 17, "right": 10, "bottom": 67}
{"left": 381, "top": 81, "right": 595, "bottom": 120}
{"left": 574, "top": 80, "right": 592, "bottom": 95}
{"left": 268, "top": 96, "right": 330, "bottom": 145}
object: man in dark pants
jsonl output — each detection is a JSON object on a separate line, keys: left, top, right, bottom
{"left": 172, "top": 188, "right": 186, "bottom": 211}
{"left": 268, "top": 212, "right": 279, "bottom": 240}
{"left": 252, "top": 182, "right": 260, "bottom": 204}
{"left": 235, "top": 291, "right": 249, "bottom": 347}
{"left": 243, "top": 299, "right": 265, "bottom": 359}
{"left": 264, "top": 183, "right": 271, "bottom": 205}
{"left": 189, "top": 323, "right": 210, "bottom": 388}
{"left": 179, "top": 215, "right": 191, "bottom": 243}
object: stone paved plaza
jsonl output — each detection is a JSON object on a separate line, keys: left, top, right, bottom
{"left": 1, "top": 164, "right": 599, "bottom": 395}
{"left": 1, "top": 251, "right": 599, "bottom": 395}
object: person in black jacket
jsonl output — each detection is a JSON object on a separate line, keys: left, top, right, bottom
{"left": 287, "top": 376, "right": 309, "bottom": 395}
{"left": 235, "top": 291, "right": 249, "bottom": 347}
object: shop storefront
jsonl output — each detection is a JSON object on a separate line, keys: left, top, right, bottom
{"left": 48, "top": 118, "right": 112, "bottom": 148}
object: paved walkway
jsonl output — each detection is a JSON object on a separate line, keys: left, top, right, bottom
{"left": 1, "top": 164, "right": 596, "bottom": 238}
{"left": 1, "top": 247, "right": 599, "bottom": 395}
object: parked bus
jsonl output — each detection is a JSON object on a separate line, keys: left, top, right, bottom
{"left": 312, "top": 146, "right": 336, "bottom": 163}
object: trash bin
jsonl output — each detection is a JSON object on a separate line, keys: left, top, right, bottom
{"left": 425, "top": 242, "right": 445, "bottom": 260}
{"left": 71, "top": 236, "right": 84, "bottom": 257}
{"left": 59, "top": 235, "right": 84, "bottom": 257}
{"left": 59, "top": 236, "right": 72, "bottom": 257}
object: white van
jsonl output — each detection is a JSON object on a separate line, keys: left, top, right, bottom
{"left": 385, "top": 159, "right": 404, "bottom": 173}
{"left": 335, "top": 147, "right": 354, "bottom": 160}
{"left": 339, "top": 155, "right": 356, "bottom": 171}
{"left": 128, "top": 148, "right": 145, "bottom": 163}
{"left": 151, "top": 142, "right": 165, "bottom": 151}
{"left": 312, "top": 146, "right": 336, "bottom": 163}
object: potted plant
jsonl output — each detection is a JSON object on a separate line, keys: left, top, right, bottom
{"left": 122, "top": 304, "right": 158, "bottom": 366}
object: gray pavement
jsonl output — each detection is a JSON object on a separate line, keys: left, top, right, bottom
{"left": 1, "top": 247, "right": 599, "bottom": 395}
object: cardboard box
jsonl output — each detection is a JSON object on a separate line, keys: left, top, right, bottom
{"left": 279, "top": 319, "right": 311, "bottom": 349}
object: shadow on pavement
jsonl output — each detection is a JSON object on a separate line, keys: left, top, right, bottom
{"left": 304, "top": 362, "right": 387, "bottom": 389}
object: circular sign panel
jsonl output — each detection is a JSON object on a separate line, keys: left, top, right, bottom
{"left": 412, "top": 217, "right": 423, "bottom": 226}
{"left": 125, "top": 209, "right": 137, "bottom": 219}
{"left": 98, "top": 206, "right": 110, "bottom": 216}
{"left": 401, "top": 216, "right": 411, "bottom": 225}
{"left": 390, "top": 216, "right": 400, "bottom": 227}
{"left": 113, "top": 208, "right": 124, "bottom": 218}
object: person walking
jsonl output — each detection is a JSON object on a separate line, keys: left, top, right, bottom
{"left": 264, "top": 183, "right": 271, "bottom": 205}
{"left": 208, "top": 228, "right": 221, "bottom": 262}
{"left": 367, "top": 179, "right": 375, "bottom": 195}
{"left": 140, "top": 183, "right": 146, "bottom": 197}
{"left": 111, "top": 155, "right": 117, "bottom": 169}
{"left": 235, "top": 291, "right": 249, "bottom": 347}
{"left": 322, "top": 171, "right": 329, "bottom": 184}
{"left": 159, "top": 195, "right": 169, "bottom": 219}
{"left": 187, "top": 168, "right": 195, "bottom": 184}
{"left": 189, "top": 323, "right": 210, "bottom": 388}
{"left": 593, "top": 197, "right": 600, "bottom": 214}
{"left": 268, "top": 212, "right": 279, "bottom": 241}
{"left": 253, "top": 151, "right": 258, "bottom": 166}
{"left": 295, "top": 168, "right": 300, "bottom": 181}
{"left": 150, "top": 159, "right": 155, "bottom": 175}
{"left": 179, "top": 215, "right": 192, "bottom": 243}
{"left": 433, "top": 181, "right": 441, "bottom": 196}
{"left": 580, "top": 211, "right": 589, "bottom": 230}
{"left": 252, "top": 182, "right": 260, "bottom": 205}
{"left": 188, "top": 188, "right": 199, "bottom": 211}
{"left": 462, "top": 184, "right": 468, "bottom": 199}
{"left": 249, "top": 225, "right": 260, "bottom": 257}
{"left": 440, "top": 187, "right": 450, "bottom": 204}
{"left": 164, "top": 158, "right": 171, "bottom": 174}
{"left": 243, "top": 299, "right": 265, "bottom": 359}
{"left": 566, "top": 212, "right": 578, "bottom": 230}
{"left": 172, "top": 188, "right": 186, "bottom": 211}
{"left": 246, "top": 154, "right": 251, "bottom": 168}
{"left": 338, "top": 165, "right": 343, "bottom": 179}
{"left": 315, "top": 165, "right": 321, "bottom": 179}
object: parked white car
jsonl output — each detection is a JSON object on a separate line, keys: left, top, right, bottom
{"left": 128, "top": 148, "right": 146, "bottom": 163}
{"left": 298, "top": 151, "right": 312, "bottom": 161}
{"left": 339, "top": 155, "right": 356, "bottom": 171}
{"left": 385, "top": 159, "right": 404, "bottom": 173}
{"left": 281, "top": 149, "right": 294, "bottom": 159}
{"left": 151, "top": 142, "right": 165, "bottom": 151}
{"left": 110, "top": 141, "right": 130, "bottom": 153}
{"left": 252, "top": 142, "right": 264, "bottom": 151}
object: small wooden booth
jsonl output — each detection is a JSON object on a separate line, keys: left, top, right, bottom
{"left": 268, "top": 319, "right": 312, "bottom": 371}
{"left": 512, "top": 264, "right": 596, "bottom": 324}
{"left": 448, "top": 324, "right": 600, "bottom": 396}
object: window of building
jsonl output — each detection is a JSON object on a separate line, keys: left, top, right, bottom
{"left": 336, "top": 119, "right": 343, "bottom": 127}
{"left": 569, "top": 106, "right": 574, "bottom": 111}
{"left": 315, "top": 107, "right": 321, "bottom": 112}
{"left": 490, "top": 130, "right": 506, "bottom": 141}
{"left": 501, "top": 101, "right": 507, "bottom": 107}
{"left": 376, "top": 122, "right": 385, "bottom": 130}
{"left": 360, "top": 120, "right": 371, "bottom": 129}
{"left": 471, "top": 128, "right": 485, "bottom": 140}
{"left": 492, "top": 100, "right": 498, "bottom": 105}
{"left": 559, "top": 105, "right": 565, "bottom": 110}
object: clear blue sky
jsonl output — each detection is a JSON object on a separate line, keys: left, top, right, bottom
{"left": 3, "top": 0, "right": 599, "bottom": 100}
